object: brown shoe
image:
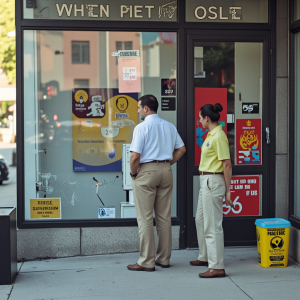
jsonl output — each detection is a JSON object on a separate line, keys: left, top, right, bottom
{"left": 199, "top": 269, "right": 226, "bottom": 278}
{"left": 127, "top": 263, "right": 155, "bottom": 272}
{"left": 155, "top": 261, "right": 170, "bottom": 268}
{"left": 190, "top": 260, "right": 209, "bottom": 266}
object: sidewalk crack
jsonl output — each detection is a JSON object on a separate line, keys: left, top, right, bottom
{"left": 8, "top": 261, "right": 24, "bottom": 299}
{"left": 227, "top": 275, "right": 253, "bottom": 300}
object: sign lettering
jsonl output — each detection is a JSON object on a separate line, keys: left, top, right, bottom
{"left": 51, "top": 2, "right": 176, "bottom": 20}
{"left": 223, "top": 175, "right": 260, "bottom": 217}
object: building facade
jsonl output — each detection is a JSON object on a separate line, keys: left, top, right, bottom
{"left": 16, "top": 0, "right": 300, "bottom": 264}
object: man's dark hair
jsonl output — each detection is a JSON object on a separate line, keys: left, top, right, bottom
{"left": 138, "top": 94, "right": 159, "bottom": 112}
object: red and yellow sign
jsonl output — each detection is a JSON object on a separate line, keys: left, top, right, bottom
{"left": 223, "top": 176, "right": 260, "bottom": 217}
{"left": 236, "top": 119, "right": 261, "bottom": 165}
{"left": 30, "top": 198, "right": 61, "bottom": 219}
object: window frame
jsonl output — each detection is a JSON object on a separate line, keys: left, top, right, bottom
{"left": 16, "top": 0, "right": 275, "bottom": 243}
{"left": 71, "top": 41, "right": 90, "bottom": 64}
{"left": 289, "top": 0, "right": 300, "bottom": 229}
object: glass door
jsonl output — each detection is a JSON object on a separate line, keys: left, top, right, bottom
{"left": 186, "top": 31, "right": 274, "bottom": 247}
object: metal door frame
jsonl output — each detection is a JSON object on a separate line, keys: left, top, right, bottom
{"left": 186, "top": 30, "right": 276, "bottom": 247}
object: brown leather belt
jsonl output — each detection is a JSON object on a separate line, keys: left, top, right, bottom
{"left": 199, "top": 171, "right": 223, "bottom": 175}
{"left": 142, "top": 160, "right": 170, "bottom": 164}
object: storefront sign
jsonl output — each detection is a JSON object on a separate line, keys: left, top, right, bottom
{"left": 29, "top": 0, "right": 177, "bottom": 21}
{"left": 161, "top": 98, "right": 176, "bottom": 111}
{"left": 30, "top": 198, "right": 61, "bottom": 219}
{"left": 186, "top": 0, "right": 268, "bottom": 23}
{"left": 236, "top": 119, "right": 262, "bottom": 165}
{"left": 195, "top": 88, "right": 227, "bottom": 166}
{"left": 72, "top": 88, "right": 138, "bottom": 172}
{"left": 118, "top": 57, "right": 141, "bottom": 93}
{"left": 223, "top": 175, "right": 260, "bottom": 217}
{"left": 194, "top": 6, "right": 242, "bottom": 20}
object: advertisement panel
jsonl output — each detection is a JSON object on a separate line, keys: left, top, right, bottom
{"left": 223, "top": 175, "right": 260, "bottom": 217}
{"left": 236, "top": 119, "right": 262, "bottom": 165}
{"left": 195, "top": 88, "right": 227, "bottom": 165}
{"left": 72, "top": 88, "right": 138, "bottom": 172}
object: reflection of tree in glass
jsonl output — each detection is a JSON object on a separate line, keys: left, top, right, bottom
{"left": 0, "top": 0, "right": 15, "bottom": 84}
{"left": 195, "top": 42, "right": 234, "bottom": 89}
{"left": 194, "top": 42, "right": 235, "bottom": 164}
{"left": 204, "top": 42, "right": 234, "bottom": 72}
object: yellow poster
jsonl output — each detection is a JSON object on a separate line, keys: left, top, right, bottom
{"left": 30, "top": 198, "right": 61, "bottom": 219}
{"left": 72, "top": 88, "right": 138, "bottom": 172}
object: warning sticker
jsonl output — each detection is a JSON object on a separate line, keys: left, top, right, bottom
{"left": 30, "top": 198, "right": 61, "bottom": 219}
{"left": 270, "top": 236, "right": 284, "bottom": 250}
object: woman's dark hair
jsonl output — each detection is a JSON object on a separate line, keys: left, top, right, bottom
{"left": 199, "top": 103, "right": 223, "bottom": 122}
{"left": 138, "top": 94, "right": 159, "bottom": 112}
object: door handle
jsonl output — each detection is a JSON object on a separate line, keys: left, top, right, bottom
{"left": 266, "top": 127, "right": 270, "bottom": 144}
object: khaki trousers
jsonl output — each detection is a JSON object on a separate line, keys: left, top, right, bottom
{"left": 195, "top": 174, "right": 226, "bottom": 269}
{"left": 132, "top": 162, "right": 173, "bottom": 268}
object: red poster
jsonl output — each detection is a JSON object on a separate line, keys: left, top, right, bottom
{"left": 195, "top": 88, "right": 227, "bottom": 165}
{"left": 223, "top": 175, "right": 260, "bottom": 217}
{"left": 236, "top": 119, "right": 262, "bottom": 165}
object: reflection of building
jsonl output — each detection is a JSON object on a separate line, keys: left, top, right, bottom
{"left": 38, "top": 31, "right": 142, "bottom": 93}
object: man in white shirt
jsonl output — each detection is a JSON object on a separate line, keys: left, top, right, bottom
{"left": 127, "top": 94, "right": 186, "bottom": 271}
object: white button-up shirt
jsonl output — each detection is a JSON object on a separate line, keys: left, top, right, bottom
{"left": 130, "top": 114, "right": 184, "bottom": 163}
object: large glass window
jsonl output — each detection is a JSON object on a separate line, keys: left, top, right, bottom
{"left": 193, "top": 42, "right": 263, "bottom": 166}
{"left": 23, "top": 30, "right": 177, "bottom": 221}
{"left": 294, "top": 32, "right": 300, "bottom": 218}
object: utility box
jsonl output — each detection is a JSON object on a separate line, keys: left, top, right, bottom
{"left": 0, "top": 207, "right": 17, "bottom": 284}
{"left": 255, "top": 218, "right": 291, "bottom": 268}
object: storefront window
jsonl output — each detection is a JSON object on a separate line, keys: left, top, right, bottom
{"left": 23, "top": 30, "right": 178, "bottom": 221}
{"left": 294, "top": 32, "right": 300, "bottom": 218}
{"left": 295, "top": 0, "right": 300, "bottom": 21}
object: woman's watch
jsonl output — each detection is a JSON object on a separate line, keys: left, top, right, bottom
{"left": 130, "top": 172, "right": 137, "bottom": 177}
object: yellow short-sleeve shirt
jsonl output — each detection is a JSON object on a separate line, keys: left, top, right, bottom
{"left": 199, "top": 125, "right": 230, "bottom": 173}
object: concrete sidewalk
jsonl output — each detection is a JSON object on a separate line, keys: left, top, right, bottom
{"left": 1, "top": 247, "right": 299, "bottom": 300}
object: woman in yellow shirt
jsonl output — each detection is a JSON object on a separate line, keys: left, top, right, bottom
{"left": 190, "top": 103, "right": 233, "bottom": 278}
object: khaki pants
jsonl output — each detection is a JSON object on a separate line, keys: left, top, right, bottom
{"left": 132, "top": 162, "right": 173, "bottom": 268}
{"left": 195, "top": 174, "right": 226, "bottom": 269}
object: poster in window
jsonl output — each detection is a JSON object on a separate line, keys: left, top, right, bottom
{"left": 161, "top": 79, "right": 176, "bottom": 96}
{"left": 118, "top": 57, "right": 141, "bottom": 93}
{"left": 194, "top": 88, "right": 227, "bottom": 166}
{"left": 72, "top": 88, "right": 138, "bottom": 172}
{"left": 236, "top": 119, "right": 262, "bottom": 165}
{"left": 223, "top": 175, "right": 260, "bottom": 217}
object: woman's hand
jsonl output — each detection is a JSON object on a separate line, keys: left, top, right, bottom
{"left": 225, "top": 191, "right": 234, "bottom": 208}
